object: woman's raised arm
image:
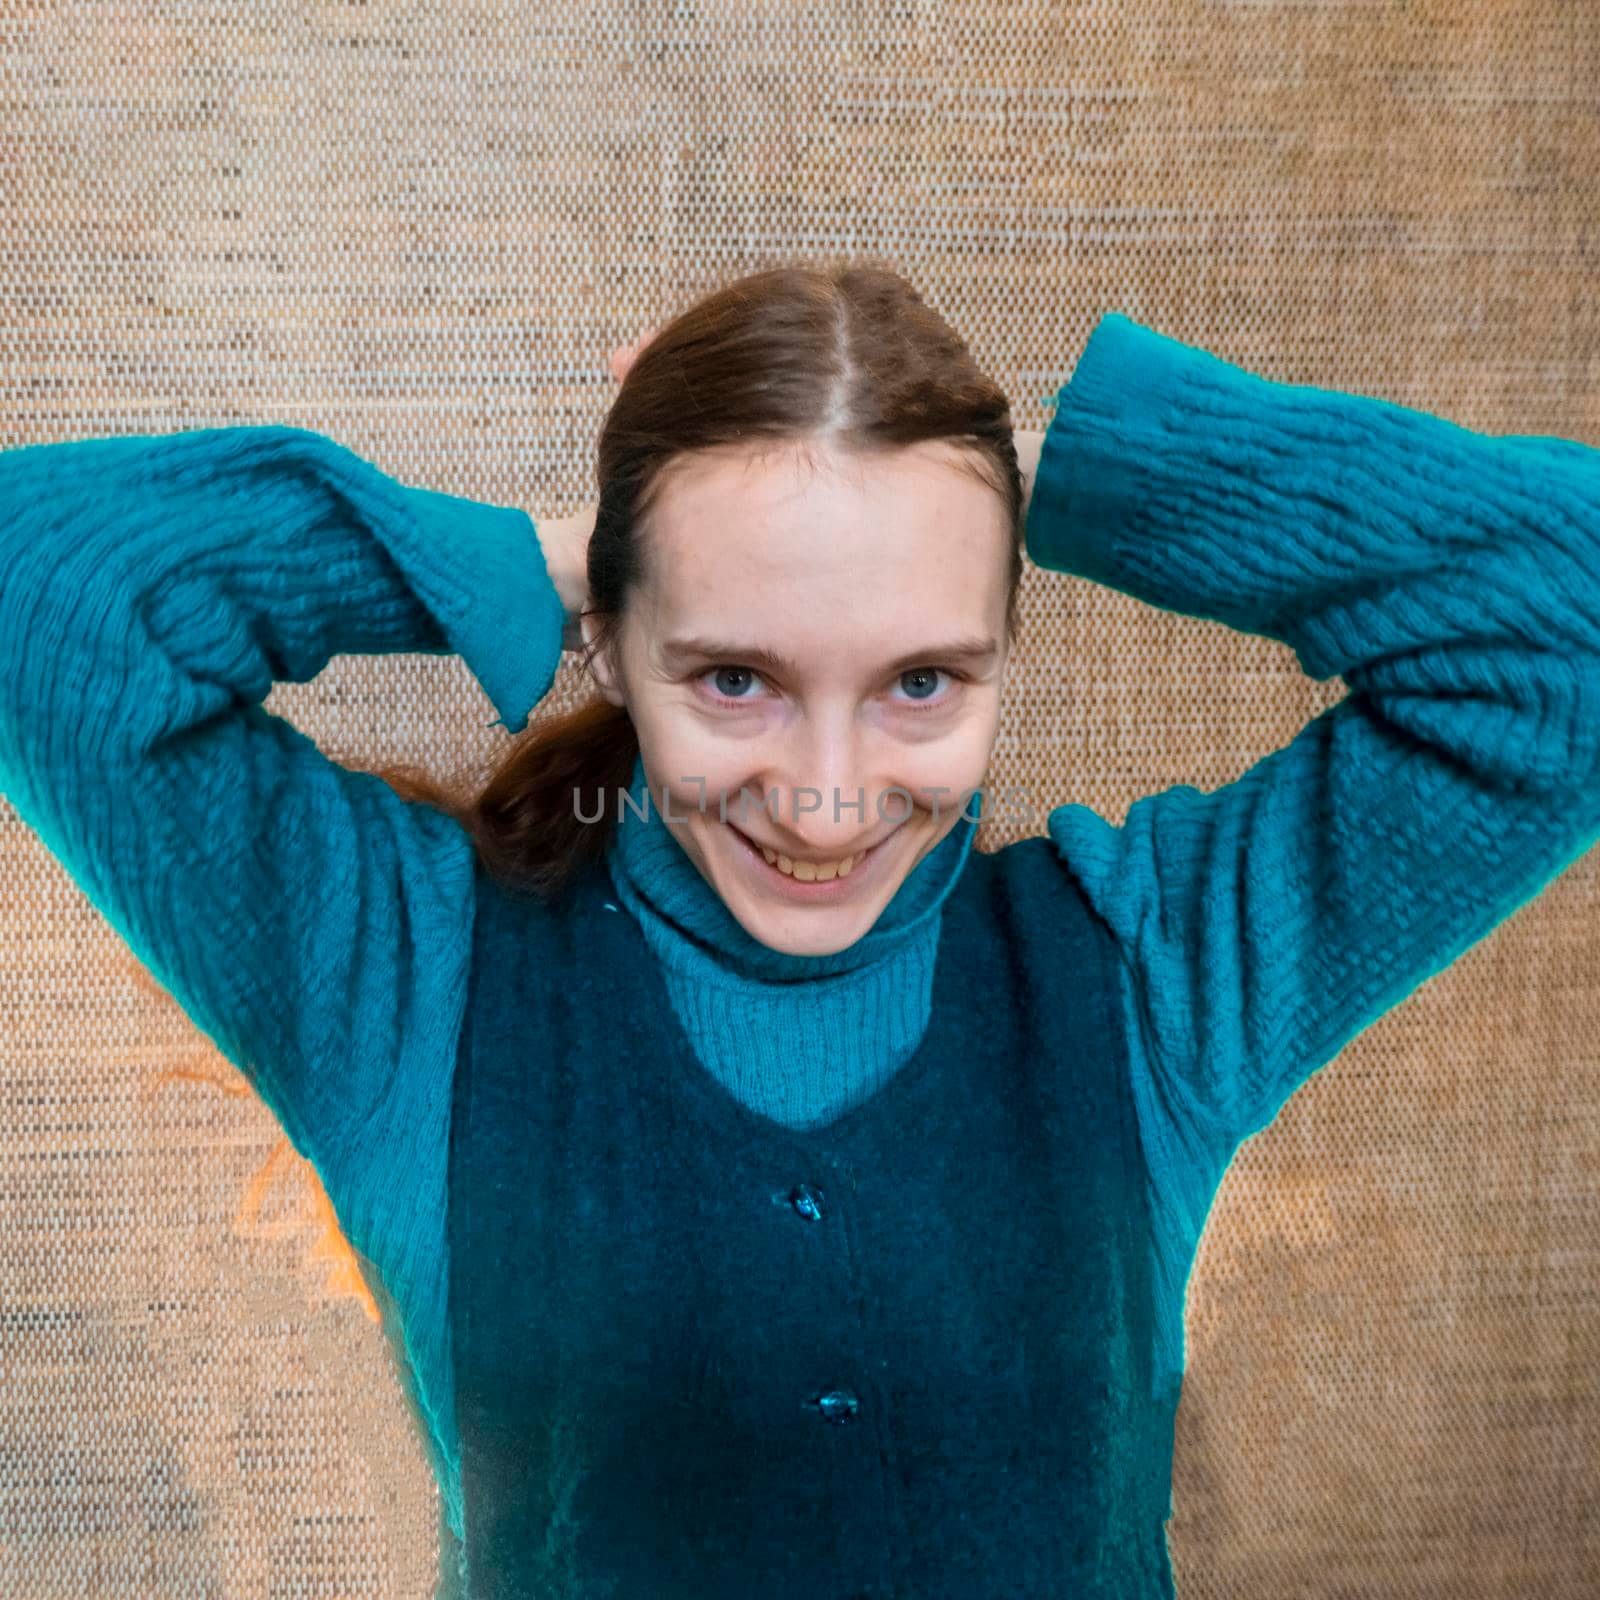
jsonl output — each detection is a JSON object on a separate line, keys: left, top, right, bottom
{"left": 0, "top": 425, "right": 568, "bottom": 1226}
{"left": 1028, "top": 316, "right": 1600, "bottom": 1255}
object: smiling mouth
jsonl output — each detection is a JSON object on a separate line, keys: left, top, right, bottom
{"left": 727, "top": 823, "right": 884, "bottom": 882}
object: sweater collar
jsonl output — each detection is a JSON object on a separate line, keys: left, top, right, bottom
{"left": 601, "top": 750, "right": 977, "bottom": 983}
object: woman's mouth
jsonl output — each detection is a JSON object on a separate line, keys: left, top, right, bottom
{"left": 726, "top": 821, "right": 892, "bottom": 900}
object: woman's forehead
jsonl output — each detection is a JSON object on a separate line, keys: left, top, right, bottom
{"left": 645, "top": 505, "right": 1006, "bottom": 610}
{"left": 629, "top": 441, "right": 1012, "bottom": 646}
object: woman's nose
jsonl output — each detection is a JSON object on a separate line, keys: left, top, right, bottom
{"left": 767, "top": 756, "right": 907, "bottom": 846}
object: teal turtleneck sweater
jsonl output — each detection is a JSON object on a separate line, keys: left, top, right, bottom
{"left": 602, "top": 751, "right": 979, "bottom": 1132}
{"left": 3, "top": 312, "right": 1597, "bottom": 1598}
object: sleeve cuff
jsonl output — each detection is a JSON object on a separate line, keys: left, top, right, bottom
{"left": 400, "top": 484, "right": 567, "bottom": 736}
{"left": 1024, "top": 312, "right": 1210, "bottom": 582}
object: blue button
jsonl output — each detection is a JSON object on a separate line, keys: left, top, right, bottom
{"left": 789, "top": 1182, "right": 826, "bottom": 1222}
{"left": 816, "top": 1388, "right": 859, "bottom": 1423}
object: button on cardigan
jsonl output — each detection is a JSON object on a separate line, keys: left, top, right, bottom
{"left": 2, "top": 314, "right": 1596, "bottom": 1599}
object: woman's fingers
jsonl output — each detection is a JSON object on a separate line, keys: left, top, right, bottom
{"left": 609, "top": 324, "right": 662, "bottom": 383}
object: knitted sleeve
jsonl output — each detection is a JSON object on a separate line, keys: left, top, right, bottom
{"left": 1028, "top": 315, "right": 1600, "bottom": 1320}
{"left": 0, "top": 424, "right": 565, "bottom": 1229}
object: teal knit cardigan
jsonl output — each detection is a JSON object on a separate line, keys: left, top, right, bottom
{"left": 2, "top": 313, "right": 1597, "bottom": 1586}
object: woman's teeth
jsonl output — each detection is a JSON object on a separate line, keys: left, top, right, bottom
{"left": 759, "top": 845, "right": 860, "bottom": 882}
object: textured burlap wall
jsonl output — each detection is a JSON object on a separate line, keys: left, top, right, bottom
{"left": 1, "top": 2, "right": 1596, "bottom": 1596}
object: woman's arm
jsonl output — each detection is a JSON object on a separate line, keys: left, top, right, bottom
{"left": 0, "top": 425, "right": 568, "bottom": 1241}
{"left": 1028, "top": 315, "right": 1600, "bottom": 1234}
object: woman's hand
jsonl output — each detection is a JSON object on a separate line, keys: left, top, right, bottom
{"left": 610, "top": 325, "right": 660, "bottom": 384}
{"left": 1014, "top": 427, "right": 1045, "bottom": 533}
{"left": 537, "top": 507, "right": 598, "bottom": 655}
{"left": 539, "top": 326, "right": 661, "bottom": 653}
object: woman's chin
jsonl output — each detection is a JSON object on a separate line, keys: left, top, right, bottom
{"left": 733, "top": 898, "right": 881, "bottom": 957}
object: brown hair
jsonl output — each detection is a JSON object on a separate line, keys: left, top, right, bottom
{"left": 373, "top": 257, "right": 1026, "bottom": 901}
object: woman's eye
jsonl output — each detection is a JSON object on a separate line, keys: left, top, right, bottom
{"left": 696, "top": 664, "right": 961, "bottom": 709}
{"left": 896, "top": 666, "right": 953, "bottom": 707}
{"left": 701, "top": 665, "right": 767, "bottom": 702}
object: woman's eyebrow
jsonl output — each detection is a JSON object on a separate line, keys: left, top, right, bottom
{"left": 660, "top": 634, "right": 1001, "bottom": 677}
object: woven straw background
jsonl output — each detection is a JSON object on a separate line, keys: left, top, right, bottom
{"left": 2, "top": 2, "right": 1597, "bottom": 1596}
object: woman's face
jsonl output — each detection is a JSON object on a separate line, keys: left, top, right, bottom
{"left": 582, "top": 436, "right": 1013, "bottom": 957}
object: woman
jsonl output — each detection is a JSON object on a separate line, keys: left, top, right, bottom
{"left": 1, "top": 261, "right": 1595, "bottom": 1599}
